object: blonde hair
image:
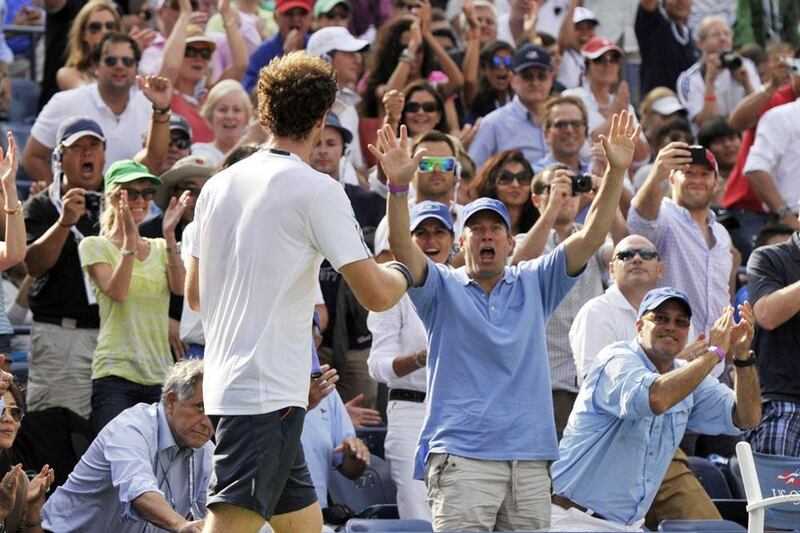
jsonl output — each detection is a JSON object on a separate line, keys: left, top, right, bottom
{"left": 65, "top": 0, "right": 120, "bottom": 72}
{"left": 200, "top": 80, "right": 254, "bottom": 126}
{"left": 99, "top": 184, "right": 121, "bottom": 238}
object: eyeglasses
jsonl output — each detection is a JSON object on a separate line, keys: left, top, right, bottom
{"left": 497, "top": 170, "right": 532, "bottom": 185}
{"left": 102, "top": 55, "right": 136, "bottom": 68}
{"left": 185, "top": 47, "right": 212, "bottom": 60}
{"left": 614, "top": 248, "right": 659, "bottom": 262}
{"left": 592, "top": 53, "right": 622, "bottom": 65}
{"left": 169, "top": 137, "right": 191, "bottom": 149}
{"left": 1, "top": 406, "right": 24, "bottom": 423}
{"left": 87, "top": 21, "right": 120, "bottom": 34}
{"left": 491, "top": 55, "right": 513, "bottom": 69}
{"left": 519, "top": 69, "right": 550, "bottom": 82}
{"left": 122, "top": 188, "right": 157, "bottom": 201}
{"left": 418, "top": 156, "right": 455, "bottom": 173}
{"left": 550, "top": 119, "right": 586, "bottom": 130}
{"left": 405, "top": 101, "right": 440, "bottom": 114}
{"left": 644, "top": 312, "right": 691, "bottom": 329}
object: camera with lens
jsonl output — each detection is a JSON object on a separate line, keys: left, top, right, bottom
{"left": 84, "top": 191, "right": 103, "bottom": 220}
{"left": 720, "top": 50, "right": 742, "bottom": 70}
{"left": 571, "top": 174, "right": 592, "bottom": 196}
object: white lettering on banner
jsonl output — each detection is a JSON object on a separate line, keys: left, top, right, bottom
{"left": 770, "top": 488, "right": 800, "bottom": 504}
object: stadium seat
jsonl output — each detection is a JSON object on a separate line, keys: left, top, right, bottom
{"left": 689, "top": 456, "right": 733, "bottom": 498}
{"left": 724, "top": 455, "right": 746, "bottom": 499}
{"left": 658, "top": 519, "right": 746, "bottom": 532}
{"left": 344, "top": 518, "right": 433, "bottom": 531}
{"left": 735, "top": 441, "right": 800, "bottom": 533}
{"left": 329, "top": 454, "right": 398, "bottom": 518}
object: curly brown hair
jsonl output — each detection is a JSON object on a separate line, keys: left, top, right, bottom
{"left": 257, "top": 52, "right": 338, "bottom": 140}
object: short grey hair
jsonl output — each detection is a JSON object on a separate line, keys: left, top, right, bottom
{"left": 161, "top": 360, "right": 204, "bottom": 403}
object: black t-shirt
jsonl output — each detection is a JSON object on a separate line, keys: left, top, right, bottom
{"left": 319, "top": 183, "right": 386, "bottom": 350}
{"left": 23, "top": 187, "right": 101, "bottom": 326}
{"left": 38, "top": 0, "right": 85, "bottom": 111}
{"left": 635, "top": 5, "right": 699, "bottom": 96}
{"left": 746, "top": 232, "right": 800, "bottom": 402}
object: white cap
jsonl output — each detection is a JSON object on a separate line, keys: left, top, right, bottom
{"left": 573, "top": 6, "right": 599, "bottom": 25}
{"left": 306, "top": 26, "right": 369, "bottom": 58}
{"left": 651, "top": 95, "right": 686, "bottom": 116}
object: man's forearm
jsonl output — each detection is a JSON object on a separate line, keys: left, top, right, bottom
{"left": 510, "top": 205, "right": 556, "bottom": 265}
{"left": 386, "top": 192, "right": 427, "bottom": 284}
{"left": 582, "top": 167, "right": 625, "bottom": 247}
{"left": 729, "top": 87, "right": 772, "bottom": 131}
{"left": 632, "top": 166, "right": 667, "bottom": 221}
{"left": 732, "top": 365, "right": 761, "bottom": 429}
{"left": 745, "top": 170, "right": 786, "bottom": 212}
{"left": 132, "top": 491, "right": 189, "bottom": 532}
{"left": 649, "top": 352, "right": 718, "bottom": 414}
{"left": 25, "top": 224, "right": 72, "bottom": 277}
{"left": 753, "top": 279, "right": 800, "bottom": 330}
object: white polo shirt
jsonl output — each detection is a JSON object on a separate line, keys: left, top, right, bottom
{"left": 191, "top": 149, "right": 373, "bottom": 415}
{"left": 30, "top": 83, "right": 151, "bottom": 172}
{"left": 676, "top": 58, "right": 761, "bottom": 123}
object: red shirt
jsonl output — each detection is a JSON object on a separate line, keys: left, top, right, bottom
{"left": 170, "top": 93, "right": 214, "bottom": 144}
{"left": 723, "top": 84, "right": 797, "bottom": 212}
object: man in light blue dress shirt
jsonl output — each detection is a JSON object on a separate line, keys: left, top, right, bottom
{"left": 41, "top": 360, "right": 214, "bottom": 533}
{"left": 551, "top": 288, "right": 762, "bottom": 531}
{"left": 371, "top": 111, "right": 642, "bottom": 531}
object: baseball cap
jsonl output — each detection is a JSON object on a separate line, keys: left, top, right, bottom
{"left": 156, "top": 154, "right": 217, "bottom": 209}
{"left": 314, "top": 0, "right": 349, "bottom": 17}
{"left": 324, "top": 113, "right": 353, "bottom": 145}
{"left": 410, "top": 201, "right": 454, "bottom": 232}
{"left": 650, "top": 95, "right": 686, "bottom": 116}
{"left": 637, "top": 287, "right": 693, "bottom": 319}
{"left": 185, "top": 25, "right": 216, "bottom": 51}
{"left": 307, "top": 26, "right": 369, "bottom": 58}
{"left": 581, "top": 36, "right": 623, "bottom": 60}
{"left": 276, "top": 0, "right": 312, "bottom": 14}
{"left": 57, "top": 116, "right": 105, "bottom": 147}
{"left": 169, "top": 114, "right": 192, "bottom": 138}
{"left": 573, "top": 6, "right": 599, "bottom": 25}
{"left": 513, "top": 43, "right": 552, "bottom": 73}
{"left": 105, "top": 159, "right": 162, "bottom": 190}
{"left": 462, "top": 197, "right": 512, "bottom": 230}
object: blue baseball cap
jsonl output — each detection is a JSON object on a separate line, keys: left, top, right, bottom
{"left": 410, "top": 201, "right": 454, "bottom": 232}
{"left": 513, "top": 43, "right": 552, "bottom": 73}
{"left": 462, "top": 197, "right": 512, "bottom": 230}
{"left": 57, "top": 116, "right": 105, "bottom": 147}
{"left": 637, "top": 287, "right": 693, "bottom": 319}
{"left": 324, "top": 113, "right": 353, "bottom": 145}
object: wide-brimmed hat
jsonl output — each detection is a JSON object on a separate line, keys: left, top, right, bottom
{"left": 155, "top": 154, "right": 217, "bottom": 209}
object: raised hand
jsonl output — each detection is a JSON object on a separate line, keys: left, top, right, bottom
{"left": 162, "top": 189, "right": 192, "bottom": 239}
{"left": 652, "top": 141, "right": 692, "bottom": 180}
{"left": 459, "top": 118, "right": 481, "bottom": 149}
{"left": 308, "top": 364, "right": 338, "bottom": 411}
{"left": 730, "top": 302, "right": 756, "bottom": 358}
{"left": 344, "top": 393, "right": 382, "bottom": 427}
{"left": 367, "top": 124, "right": 427, "bottom": 187}
{"left": 138, "top": 75, "right": 173, "bottom": 110}
{"left": 118, "top": 190, "right": 139, "bottom": 246}
{"left": 0, "top": 132, "right": 19, "bottom": 196}
{"left": 382, "top": 90, "right": 405, "bottom": 126}
{"left": 407, "top": 17, "right": 423, "bottom": 54}
{"left": 462, "top": 0, "right": 480, "bottom": 38}
{"left": 26, "top": 464, "right": 55, "bottom": 510}
{"left": 129, "top": 27, "right": 157, "bottom": 53}
{"left": 709, "top": 306, "right": 734, "bottom": 356}
{"left": 599, "top": 110, "right": 642, "bottom": 173}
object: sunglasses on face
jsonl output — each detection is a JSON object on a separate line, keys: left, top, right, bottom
{"left": 491, "top": 55, "right": 513, "bottom": 69}
{"left": 1, "top": 406, "right": 24, "bottom": 423}
{"left": 122, "top": 188, "right": 157, "bottom": 201}
{"left": 592, "top": 53, "right": 622, "bottom": 65}
{"left": 519, "top": 69, "right": 549, "bottom": 82}
{"left": 644, "top": 312, "right": 691, "bottom": 329}
{"left": 497, "top": 170, "right": 532, "bottom": 185}
{"left": 615, "top": 248, "right": 659, "bottom": 262}
{"left": 550, "top": 119, "right": 585, "bottom": 131}
{"left": 405, "top": 101, "right": 440, "bottom": 114}
{"left": 169, "top": 137, "right": 191, "bottom": 149}
{"left": 87, "top": 21, "right": 120, "bottom": 34}
{"left": 418, "top": 156, "right": 456, "bottom": 173}
{"left": 185, "top": 47, "right": 212, "bottom": 60}
{"left": 102, "top": 55, "right": 136, "bottom": 68}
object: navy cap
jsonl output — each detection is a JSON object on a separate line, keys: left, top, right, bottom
{"left": 324, "top": 113, "right": 353, "bottom": 145}
{"left": 462, "top": 197, "right": 512, "bottom": 230}
{"left": 410, "top": 201, "right": 454, "bottom": 232}
{"left": 57, "top": 116, "right": 105, "bottom": 147}
{"left": 513, "top": 43, "right": 552, "bottom": 73}
{"left": 638, "top": 287, "right": 693, "bottom": 319}
{"left": 169, "top": 114, "right": 192, "bottom": 138}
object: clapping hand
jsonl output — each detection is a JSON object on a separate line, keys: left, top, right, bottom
{"left": 118, "top": 190, "right": 140, "bottom": 246}
{"left": 708, "top": 306, "right": 734, "bottom": 357}
{"left": 0, "top": 464, "right": 21, "bottom": 520}
{"left": 382, "top": 90, "right": 405, "bottom": 127}
{"left": 162, "top": 190, "right": 192, "bottom": 239}
{"left": 367, "top": 124, "right": 427, "bottom": 187}
{"left": 730, "top": 302, "right": 756, "bottom": 358}
{"left": 599, "top": 110, "right": 642, "bottom": 173}
{"left": 26, "top": 464, "right": 55, "bottom": 511}
{"left": 0, "top": 132, "right": 19, "bottom": 197}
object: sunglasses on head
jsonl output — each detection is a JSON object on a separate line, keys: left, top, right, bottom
{"left": 1, "top": 406, "right": 24, "bottom": 423}
{"left": 185, "top": 47, "right": 212, "bottom": 60}
{"left": 550, "top": 119, "right": 585, "bottom": 130}
{"left": 405, "top": 101, "right": 440, "bottom": 114}
{"left": 102, "top": 55, "right": 136, "bottom": 68}
{"left": 87, "top": 21, "right": 120, "bottom": 34}
{"left": 644, "top": 312, "right": 691, "bottom": 329}
{"left": 418, "top": 156, "right": 456, "bottom": 173}
{"left": 519, "top": 69, "right": 549, "bottom": 81}
{"left": 614, "top": 248, "right": 659, "bottom": 262}
{"left": 491, "top": 55, "right": 513, "bottom": 69}
{"left": 497, "top": 170, "right": 532, "bottom": 185}
{"left": 169, "top": 137, "right": 191, "bottom": 149}
{"left": 122, "top": 188, "right": 157, "bottom": 201}
{"left": 592, "top": 53, "right": 622, "bottom": 65}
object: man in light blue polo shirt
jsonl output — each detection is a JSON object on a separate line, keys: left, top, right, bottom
{"left": 550, "top": 288, "right": 762, "bottom": 532}
{"left": 369, "top": 110, "right": 642, "bottom": 531}
{"left": 468, "top": 43, "right": 554, "bottom": 170}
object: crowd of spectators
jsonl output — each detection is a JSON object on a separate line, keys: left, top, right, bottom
{"left": 0, "top": 0, "right": 793, "bottom": 530}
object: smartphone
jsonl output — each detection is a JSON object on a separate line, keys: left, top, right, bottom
{"left": 688, "top": 145, "right": 708, "bottom": 166}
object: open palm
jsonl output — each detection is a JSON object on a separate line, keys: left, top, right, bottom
{"left": 600, "top": 110, "right": 641, "bottom": 172}
{"left": 367, "top": 125, "right": 426, "bottom": 187}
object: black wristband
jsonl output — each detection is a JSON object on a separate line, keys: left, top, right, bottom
{"left": 733, "top": 350, "right": 757, "bottom": 368}
{"left": 152, "top": 104, "right": 170, "bottom": 115}
{"left": 386, "top": 260, "right": 414, "bottom": 290}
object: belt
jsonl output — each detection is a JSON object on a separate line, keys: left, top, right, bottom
{"left": 34, "top": 315, "right": 99, "bottom": 329}
{"left": 389, "top": 388, "right": 426, "bottom": 403}
{"left": 552, "top": 494, "right": 606, "bottom": 521}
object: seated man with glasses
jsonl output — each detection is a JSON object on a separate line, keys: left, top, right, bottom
{"left": 42, "top": 360, "right": 213, "bottom": 533}
{"left": 551, "top": 288, "right": 761, "bottom": 532}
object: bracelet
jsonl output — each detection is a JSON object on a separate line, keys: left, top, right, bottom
{"left": 152, "top": 104, "right": 170, "bottom": 115}
{"left": 388, "top": 182, "right": 410, "bottom": 195}
{"left": 3, "top": 201, "right": 21, "bottom": 215}
{"left": 399, "top": 48, "right": 415, "bottom": 65}
{"left": 152, "top": 114, "right": 170, "bottom": 123}
{"left": 58, "top": 220, "right": 74, "bottom": 228}
{"left": 166, "top": 244, "right": 181, "bottom": 254}
{"left": 733, "top": 350, "right": 757, "bottom": 368}
{"left": 708, "top": 345, "right": 726, "bottom": 363}
{"left": 121, "top": 248, "right": 137, "bottom": 256}
{"left": 385, "top": 260, "right": 414, "bottom": 290}
{"left": 412, "top": 351, "right": 425, "bottom": 368}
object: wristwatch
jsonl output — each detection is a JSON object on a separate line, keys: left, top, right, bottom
{"left": 733, "top": 350, "right": 757, "bottom": 368}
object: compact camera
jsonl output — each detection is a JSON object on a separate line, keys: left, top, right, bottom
{"left": 571, "top": 174, "right": 593, "bottom": 196}
{"left": 720, "top": 50, "right": 743, "bottom": 70}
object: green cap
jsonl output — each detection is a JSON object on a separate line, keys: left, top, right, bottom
{"left": 314, "top": 0, "right": 349, "bottom": 17}
{"left": 104, "top": 160, "right": 162, "bottom": 189}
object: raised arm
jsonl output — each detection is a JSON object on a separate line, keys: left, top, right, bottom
{"left": 728, "top": 302, "right": 761, "bottom": 429}
{"left": 418, "top": 0, "right": 464, "bottom": 96}
{"left": 631, "top": 141, "right": 691, "bottom": 221}
{"left": 510, "top": 170, "right": 572, "bottom": 265}
{"left": 563, "top": 111, "right": 640, "bottom": 275}
{"left": 136, "top": 76, "right": 172, "bottom": 174}
{"left": 557, "top": 0, "right": 579, "bottom": 52}
{"left": 216, "top": 0, "right": 249, "bottom": 82}
{"left": 0, "top": 133, "right": 27, "bottom": 270}
{"left": 461, "top": 2, "right": 481, "bottom": 107}
{"left": 158, "top": 0, "right": 192, "bottom": 83}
